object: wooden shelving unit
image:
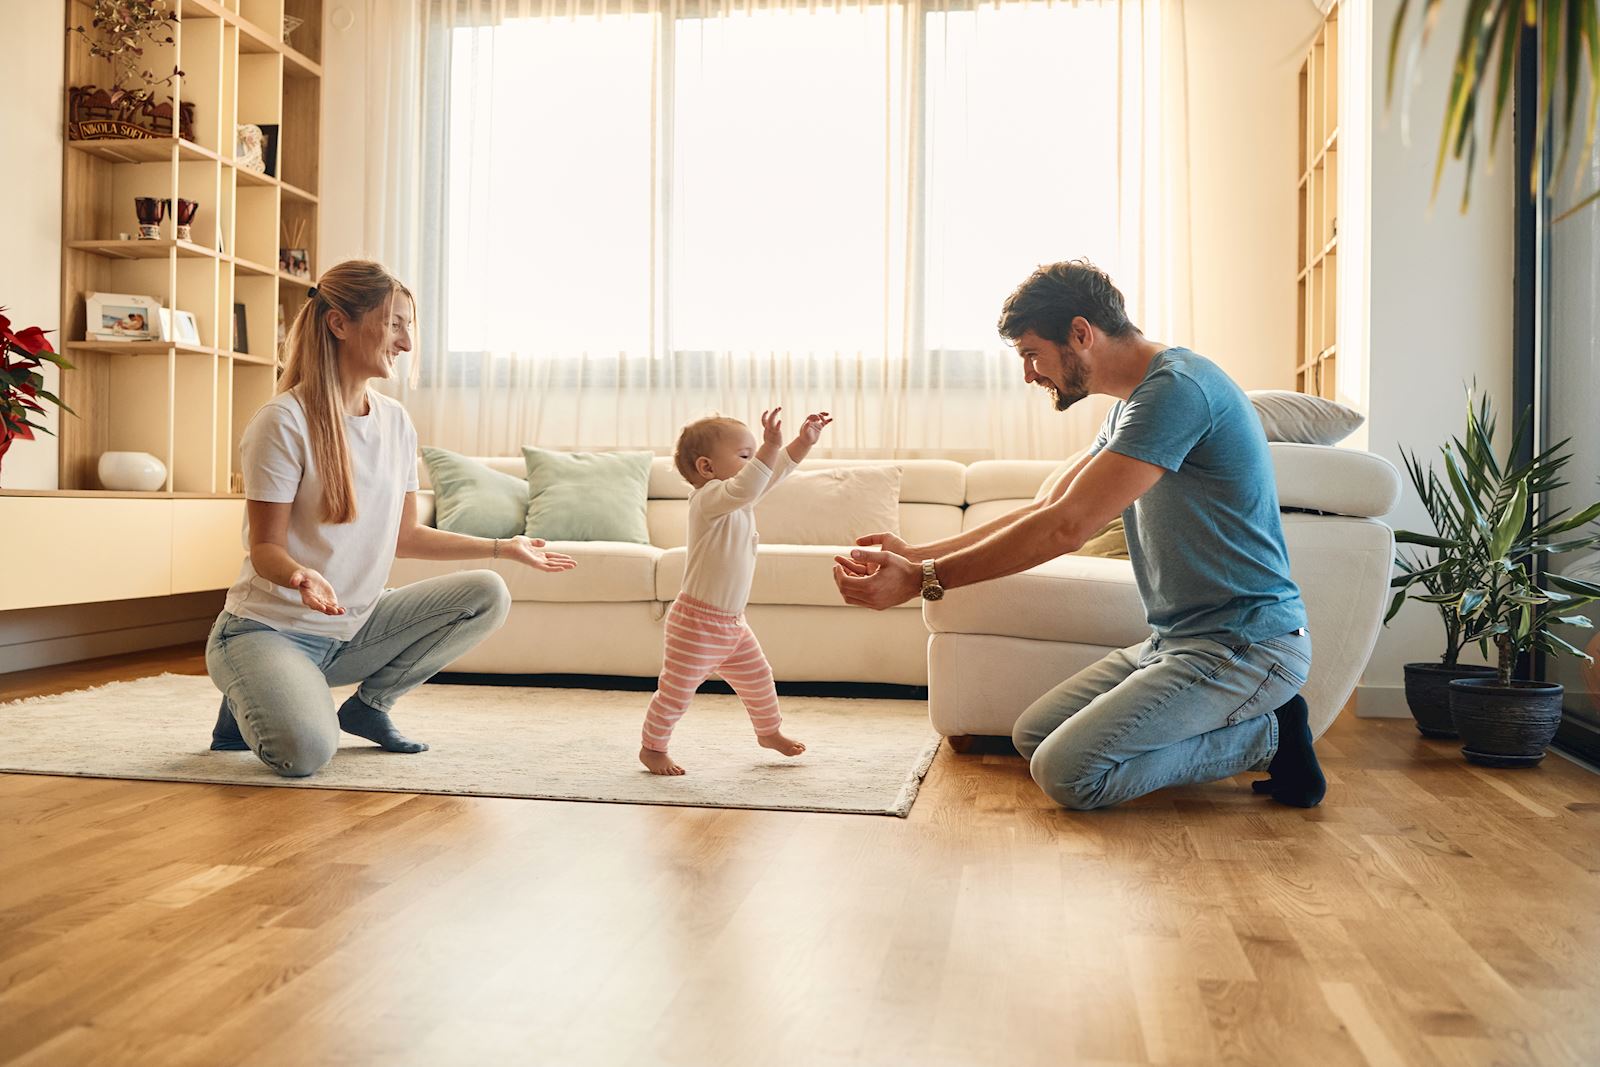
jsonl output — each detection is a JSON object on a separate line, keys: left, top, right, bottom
{"left": 0, "top": 0, "right": 325, "bottom": 611}
{"left": 54, "top": 0, "right": 321, "bottom": 498}
{"left": 1296, "top": 0, "right": 1339, "bottom": 399}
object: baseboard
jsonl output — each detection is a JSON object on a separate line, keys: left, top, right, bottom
{"left": 1555, "top": 714, "right": 1600, "bottom": 768}
{"left": 0, "top": 592, "right": 223, "bottom": 676}
{"left": 433, "top": 672, "right": 929, "bottom": 701}
{"left": 1353, "top": 684, "right": 1412, "bottom": 719}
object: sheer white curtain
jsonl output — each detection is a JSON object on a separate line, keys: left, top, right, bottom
{"left": 365, "top": 0, "right": 1192, "bottom": 460}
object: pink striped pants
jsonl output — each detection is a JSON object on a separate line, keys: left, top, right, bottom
{"left": 642, "top": 595, "right": 782, "bottom": 751}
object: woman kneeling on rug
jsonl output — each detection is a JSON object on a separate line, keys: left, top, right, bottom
{"left": 206, "top": 259, "right": 577, "bottom": 777}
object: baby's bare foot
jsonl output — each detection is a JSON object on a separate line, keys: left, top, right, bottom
{"left": 640, "top": 747, "right": 685, "bottom": 775}
{"left": 758, "top": 731, "right": 806, "bottom": 757}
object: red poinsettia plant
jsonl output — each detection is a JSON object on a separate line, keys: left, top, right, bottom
{"left": 0, "top": 308, "right": 75, "bottom": 482}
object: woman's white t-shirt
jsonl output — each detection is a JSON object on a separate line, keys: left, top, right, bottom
{"left": 223, "top": 388, "right": 419, "bottom": 639}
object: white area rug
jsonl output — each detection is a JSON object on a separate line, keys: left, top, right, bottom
{"left": 0, "top": 674, "right": 940, "bottom": 817}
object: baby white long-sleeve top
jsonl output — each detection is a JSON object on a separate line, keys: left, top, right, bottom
{"left": 679, "top": 450, "right": 797, "bottom": 614}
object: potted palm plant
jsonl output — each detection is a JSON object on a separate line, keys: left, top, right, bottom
{"left": 1415, "top": 405, "right": 1600, "bottom": 766}
{"left": 1388, "top": 394, "right": 1500, "bottom": 736}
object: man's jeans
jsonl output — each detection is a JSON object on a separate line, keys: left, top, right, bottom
{"left": 206, "top": 571, "right": 510, "bottom": 778}
{"left": 1012, "top": 630, "right": 1312, "bottom": 810}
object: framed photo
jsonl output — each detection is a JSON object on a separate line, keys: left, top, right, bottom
{"left": 233, "top": 303, "right": 249, "bottom": 354}
{"left": 258, "top": 123, "right": 280, "bottom": 178}
{"left": 85, "top": 292, "right": 160, "bottom": 342}
{"left": 235, "top": 123, "right": 265, "bottom": 173}
{"left": 173, "top": 310, "right": 202, "bottom": 346}
{"left": 278, "top": 248, "right": 310, "bottom": 280}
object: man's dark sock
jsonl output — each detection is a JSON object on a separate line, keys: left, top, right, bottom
{"left": 337, "top": 694, "right": 428, "bottom": 754}
{"left": 1253, "top": 694, "right": 1326, "bottom": 808}
{"left": 210, "top": 697, "right": 249, "bottom": 752}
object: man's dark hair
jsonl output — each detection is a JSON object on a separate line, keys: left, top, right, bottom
{"left": 996, "top": 259, "right": 1140, "bottom": 344}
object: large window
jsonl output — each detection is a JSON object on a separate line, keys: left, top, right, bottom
{"left": 442, "top": 1, "right": 1126, "bottom": 363}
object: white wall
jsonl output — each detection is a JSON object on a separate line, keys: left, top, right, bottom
{"left": 320, "top": 3, "right": 368, "bottom": 267}
{"left": 1184, "top": 0, "right": 1324, "bottom": 391}
{"left": 0, "top": 0, "right": 66, "bottom": 490}
{"left": 1356, "top": 0, "right": 1515, "bottom": 715}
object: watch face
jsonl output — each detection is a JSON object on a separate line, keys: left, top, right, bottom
{"left": 921, "top": 585, "right": 944, "bottom": 601}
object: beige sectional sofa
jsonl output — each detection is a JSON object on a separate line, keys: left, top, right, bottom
{"left": 389, "top": 445, "right": 1401, "bottom": 740}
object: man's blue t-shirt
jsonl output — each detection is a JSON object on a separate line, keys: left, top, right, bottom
{"left": 1092, "top": 348, "right": 1307, "bottom": 644}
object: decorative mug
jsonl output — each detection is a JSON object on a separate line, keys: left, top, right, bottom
{"left": 133, "top": 197, "right": 167, "bottom": 240}
{"left": 98, "top": 451, "right": 167, "bottom": 492}
{"left": 175, "top": 199, "right": 200, "bottom": 242}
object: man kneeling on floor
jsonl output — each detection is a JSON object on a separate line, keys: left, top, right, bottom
{"left": 833, "top": 259, "right": 1326, "bottom": 810}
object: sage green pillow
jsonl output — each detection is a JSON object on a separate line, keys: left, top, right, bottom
{"left": 420, "top": 446, "right": 528, "bottom": 538}
{"left": 521, "top": 447, "right": 652, "bottom": 544}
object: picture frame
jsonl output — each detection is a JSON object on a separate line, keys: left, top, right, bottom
{"left": 173, "top": 310, "right": 202, "bottom": 346}
{"left": 258, "top": 123, "right": 280, "bottom": 178}
{"left": 235, "top": 123, "right": 265, "bottom": 173}
{"left": 85, "top": 292, "right": 160, "bottom": 342}
{"left": 155, "top": 308, "right": 202, "bottom": 345}
{"left": 233, "top": 303, "right": 249, "bottom": 355}
{"left": 278, "top": 248, "right": 310, "bottom": 280}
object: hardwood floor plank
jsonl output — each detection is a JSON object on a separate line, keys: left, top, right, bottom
{"left": 2, "top": 644, "right": 1599, "bottom": 1066}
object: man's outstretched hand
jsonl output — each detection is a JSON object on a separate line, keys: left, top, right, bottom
{"left": 833, "top": 548, "right": 921, "bottom": 610}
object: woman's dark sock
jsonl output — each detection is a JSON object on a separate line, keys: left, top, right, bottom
{"left": 210, "top": 697, "right": 249, "bottom": 751}
{"left": 337, "top": 694, "right": 428, "bottom": 754}
{"left": 1252, "top": 694, "right": 1326, "bottom": 808}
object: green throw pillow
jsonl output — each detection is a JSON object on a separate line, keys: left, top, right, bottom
{"left": 421, "top": 446, "right": 529, "bottom": 538}
{"left": 521, "top": 447, "right": 652, "bottom": 544}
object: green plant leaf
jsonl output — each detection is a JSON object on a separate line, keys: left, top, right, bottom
{"left": 1553, "top": 613, "right": 1595, "bottom": 628}
{"left": 1385, "top": 588, "right": 1409, "bottom": 624}
{"left": 1490, "top": 477, "right": 1529, "bottom": 561}
{"left": 1549, "top": 572, "right": 1600, "bottom": 597}
{"left": 1536, "top": 498, "right": 1600, "bottom": 537}
{"left": 1540, "top": 629, "right": 1594, "bottom": 661}
{"left": 1396, "top": 530, "right": 1463, "bottom": 549}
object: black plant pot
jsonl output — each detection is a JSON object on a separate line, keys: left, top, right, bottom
{"left": 1448, "top": 678, "right": 1565, "bottom": 767}
{"left": 1403, "top": 662, "right": 1497, "bottom": 738}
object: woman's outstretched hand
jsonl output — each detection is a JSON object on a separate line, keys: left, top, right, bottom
{"left": 501, "top": 535, "right": 579, "bottom": 573}
{"left": 289, "top": 568, "right": 345, "bottom": 615}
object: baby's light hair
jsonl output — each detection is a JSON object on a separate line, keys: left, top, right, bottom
{"left": 674, "top": 416, "right": 748, "bottom": 486}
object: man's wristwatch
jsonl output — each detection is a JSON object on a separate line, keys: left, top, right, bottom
{"left": 919, "top": 558, "right": 945, "bottom": 601}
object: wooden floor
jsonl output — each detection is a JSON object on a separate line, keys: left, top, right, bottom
{"left": 3, "top": 649, "right": 1599, "bottom": 1067}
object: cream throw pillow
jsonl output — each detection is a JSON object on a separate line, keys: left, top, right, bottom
{"left": 756, "top": 465, "right": 902, "bottom": 545}
{"left": 1247, "top": 389, "right": 1365, "bottom": 445}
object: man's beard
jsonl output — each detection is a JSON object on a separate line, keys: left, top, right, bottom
{"left": 1045, "top": 350, "right": 1090, "bottom": 412}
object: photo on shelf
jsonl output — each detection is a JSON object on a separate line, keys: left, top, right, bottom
{"left": 279, "top": 248, "right": 310, "bottom": 280}
{"left": 155, "top": 308, "right": 202, "bottom": 345}
{"left": 85, "top": 292, "right": 160, "bottom": 341}
{"left": 235, "top": 123, "right": 266, "bottom": 172}
{"left": 233, "top": 303, "right": 249, "bottom": 355}
{"left": 174, "top": 310, "right": 201, "bottom": 345}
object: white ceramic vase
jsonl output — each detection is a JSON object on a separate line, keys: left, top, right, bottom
{"left": 98, "top": 451, "right": 167, "bottom": 492}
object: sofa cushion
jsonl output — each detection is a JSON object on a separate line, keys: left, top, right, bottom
{"left": 391, "top": 540, "right": 662, "bottom": 603}
{"left": 523, "top": 447, "right": 653, "bottom": 544}
{"left": 1248, "top": 390, "right": 1365, "bottom": 445}
{"left": 967, "top": 446, "right": 1400, "bottom": 520}
{"left": 420, "top": 446, "right": 528, "bottom": 538}
{"left": 756, "top": 465, "right": 901, "bottom": 544}
{"left": 655, "top": 545, "right": 920, "bottom": 609}
{"left": 650, "top": 456, "right": 966, "bottom": 506}
{"left": 923, "top": 554, "right": 1147, "bottom": 646}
